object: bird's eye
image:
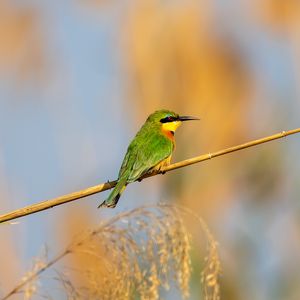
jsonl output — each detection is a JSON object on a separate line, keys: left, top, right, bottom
{"left": 160, "top": 116, "right": 174, "bottom": 123}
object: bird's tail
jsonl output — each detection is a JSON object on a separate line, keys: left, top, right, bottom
{"left": 98, "top": 177, "right": 127, "bottom": 208}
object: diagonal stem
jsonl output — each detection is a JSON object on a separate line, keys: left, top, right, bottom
{"left": 0, "top": 128, "right": 299, "bottom": 224}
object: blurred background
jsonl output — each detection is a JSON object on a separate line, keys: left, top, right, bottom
{"left": 0, "top": 0, "right": 300, "bottom": 299}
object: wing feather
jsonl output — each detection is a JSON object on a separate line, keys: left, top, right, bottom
{"left": 118, "top": 131, "right": 173, "bottom": 182}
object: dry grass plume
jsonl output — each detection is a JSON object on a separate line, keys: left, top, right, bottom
{"left": 1, "top": 204, "right": 221, "bottom": 300}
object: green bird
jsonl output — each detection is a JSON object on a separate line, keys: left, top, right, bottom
{"left": 98, "top": 109, "right": 199, "bottom": 208}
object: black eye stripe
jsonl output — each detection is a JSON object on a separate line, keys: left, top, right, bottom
{"left": 160, "top": 116, "right": 175, "bottom": 123}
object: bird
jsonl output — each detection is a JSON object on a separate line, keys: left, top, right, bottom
{"left": 98, "top": 109, "right": 199, "bottom": 208}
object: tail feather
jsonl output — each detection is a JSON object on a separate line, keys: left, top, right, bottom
{"left": 98, "top": 177, "right": 127, "bottom": 208}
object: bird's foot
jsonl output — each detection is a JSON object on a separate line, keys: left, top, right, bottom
{"left": 98, "top": 201, "right": 116, "bottom": 209}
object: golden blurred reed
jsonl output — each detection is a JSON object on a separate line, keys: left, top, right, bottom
{"left": 121, "top": 0, "right": 252, "bottom": 221}
{"left": 2, "top": 205, "right": 221, "bottom": 300}
{"left": 0, "top": 2, "right": 45, "bottom": 81}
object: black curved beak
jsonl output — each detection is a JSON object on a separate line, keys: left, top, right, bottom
{"left": 178, "top": 115, "right": 200, "bottom": 121}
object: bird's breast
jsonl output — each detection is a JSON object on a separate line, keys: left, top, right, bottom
{"left": 162, "top": 129, "right": 175, "bottom": 141}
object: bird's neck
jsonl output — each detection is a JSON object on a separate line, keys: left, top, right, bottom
{"left": 162, "top": 129, "right": 175, "bottom": 141}
{"left": 161, "top": 121, "right": 181, "bottom": 141}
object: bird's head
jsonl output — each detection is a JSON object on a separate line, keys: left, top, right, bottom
{"left": 146, "top": 109, "right": 199, "bottom": 137}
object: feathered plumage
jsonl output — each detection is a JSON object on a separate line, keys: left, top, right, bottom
{"left": 98, "top": 109, "right": 198, "bottom": 208}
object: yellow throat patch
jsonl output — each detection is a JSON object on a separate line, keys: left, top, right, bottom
{"left": 162, "top": 121, "right": 182, "bottom": 133}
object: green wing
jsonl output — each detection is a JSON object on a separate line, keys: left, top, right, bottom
{"left": 118, "top": 131, "right": 173, "bottom": 183}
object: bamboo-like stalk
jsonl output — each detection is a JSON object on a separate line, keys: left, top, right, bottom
{"left": 0, "top": 128, "right": 299, "bottom": 224}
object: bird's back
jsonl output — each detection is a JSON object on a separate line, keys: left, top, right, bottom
{"left": 118, "top": 122, "right": 174, "bottom": 182}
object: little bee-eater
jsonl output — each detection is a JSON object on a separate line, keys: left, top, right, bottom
{"left": 98, "top": 109, "right": 199, "bottom": 208}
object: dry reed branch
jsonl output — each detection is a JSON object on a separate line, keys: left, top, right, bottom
{"left": 2, "top": 205, "right": 203, "bottom": 300}
{"left": 0, "top": 128, "right": 299, "bottom": 224}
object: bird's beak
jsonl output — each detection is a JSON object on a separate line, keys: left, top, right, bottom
{"left": 178, "top": 115, "right": 200, "bottom": 121}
